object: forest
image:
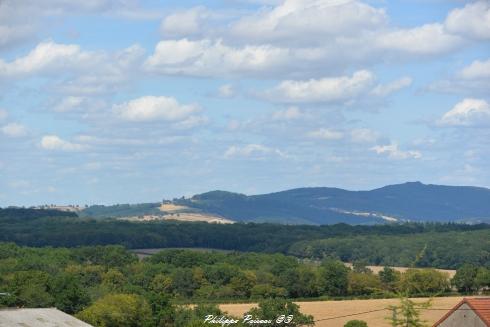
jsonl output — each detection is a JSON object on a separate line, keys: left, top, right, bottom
{"left": 1, "top": 209, "right": 489, "bottom": 269}
{"left": 1, "top": 243, "right": 489, "bottom": 326}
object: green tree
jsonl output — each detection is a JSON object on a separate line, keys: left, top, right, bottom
{"left": 348, "top": 272, "right": 382, "bottom": 295}
{"left": 174, "top": 304, "right": 226, "bottom": 327}
{"left": 101, "top": 268, "right": 127, "bottom": 292}
{"left": 318, "top": 260, "right": 349, "bottom": 296}
{"left": 7, "top": 271, "right": 54, "bottom": 308}
{"left": 77, "top": 293, "right": 153, "bottom": 327}
{"left": 250, "top": 284, "right": 287, "bottom": 299}
{"left": 245, "top": 298, "right": 314, "bottom": 326}
{"left": 353, "top": 261, "right": 372, "bottom": 274}
{"left": 379, "top": 267, "right": 398, "bottom": 284}
{"left": 50, "top": 272, "right": 90, "bottom": 313}
{"left": 387, "top": 296, "right": 431, "bottom": 327}
{"left": 398, "top": 269, "right": 449, "bottom": 295}
{"left": 475, "top": 267, "right": 490, "bottom": 291}
{"left": 150, "top": 274, "right": 173, "bottom": 294}
{"left": 147, "top": 292, "right": 175, "bottom": 327}
{"left": 452, "top": 264, "right": 478, "bottom": 293}
{"left": 171, "top": 268, "right": 199, "bottom": 297}
{"left": 344, "top": 320, "right": 368, "bottom": 327}
{"left": 229, "top": 271, "right": 257, "bottom": 298}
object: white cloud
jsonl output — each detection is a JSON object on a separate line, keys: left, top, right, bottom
{"left": 445, "top": 1, "right": 490, "bottom": 40}
{"left": 350, "top": 128, "right": 379, "bottom": 143}
{"left": 143, "top": 1, "right": 470, "bottom": 80}
{"left": 1, "top": 123, "right": 28, "bottom": 137}
{"left": 53, "top": 96, "right": 85, "bottom": 112}
{"left": 460, "top": 58, "right": 490, "bottom": 80}
{"left": 264, "top": 70, "right": 375, "bottom": 104}
{"left": 173, "top": 115, "right": 209, "bottom": 129}
{"left": 428, "top": 58, "right": 490, "bottom": 95}
{"left": 371, "top": 77, "right": 412, "bottom": 97}
{"left": 230, "top": 0, "right": 387, "bottom": 46}
{"left": 218, "top": 84, "right": 236, "bottom": 98}
{"left": 161, "top": 7, "right": 209, "bottom": 37}
{"left": 0, "top": 41, "right": 96, "bottom": 77}
{"left": 371, "top": 143, "right": 422, "bottom": 160}
{"left": 40, "top": 135, "right": 86, "bottom": 151}
{"left": 224, "top": 144, "right": 286, "bottom": 159}
{"left": 113, "top": 96, "right": 199, "bottom": 122}
{"left": 307, "top": 128, "right": 344, "bottom": 140}
{"left": 375, "top": 23, "right": 462, "bottom": 56}
{"left": 438, "top": 98, "right": 490, "bottom": 127}
{"left": 145, "top": 38, "right": 290, "bottom": 77}
{"left": 0, "top": 24, "right": 33, "bottom": 50}
{"left": 271, "top": 107, "right": 305, "bottom": 120}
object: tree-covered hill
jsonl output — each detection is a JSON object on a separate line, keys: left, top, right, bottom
{"left": 177, "top": 182, "right": 490, "bottom": 224}
{"left": 75, "top": 182, "right": 490, "bottom": 224}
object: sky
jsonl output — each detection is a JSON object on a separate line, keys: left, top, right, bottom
{"left": 0, "top": 0, "right": 489, "bottom": 206}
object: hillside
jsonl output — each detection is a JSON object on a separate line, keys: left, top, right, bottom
{"left": 178, "top": 182, "right": 490, "bottom": 224}
{"left": 76, "top": 182, "right": 490, "bottom": 224}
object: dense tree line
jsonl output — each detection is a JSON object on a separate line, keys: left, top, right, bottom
{"left": 1, "top": 209, "right": 489, "bottom": 269}
{"left": 288, "top": 230, "right": 490, "bottom": 269}
{"left": 1, "top": 244, "right": 489, "bottom": 326}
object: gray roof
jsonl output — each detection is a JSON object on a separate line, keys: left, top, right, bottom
{"left": 0, "top": 308, "right": 93, "bottom": 327}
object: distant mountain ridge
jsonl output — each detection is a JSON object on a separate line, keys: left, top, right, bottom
{"left": 80, "top": 182, "right": 490, "bottom": 224}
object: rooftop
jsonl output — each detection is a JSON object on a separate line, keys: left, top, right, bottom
{"left": 0, "top": 308, "right": 92, "bottom": 327}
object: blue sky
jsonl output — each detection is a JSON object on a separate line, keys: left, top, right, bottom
{"left": 0, "top": 0, "right": 489, "bottom": 206}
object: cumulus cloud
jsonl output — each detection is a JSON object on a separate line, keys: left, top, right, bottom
{"left": 263, "top": 71, "right": 410, "bottom": 105}
{"left": 375, "top": 23, "right": 462, "bottom": 56}
{"left": 371, "top": 77, "right": 412, "bottom": 97}
{"left": 307, "top": 128, "right": 344, "bottom": 140}
{"left": 40, "top": 135, "right": 86, "bottom": 151}
{"left": 445, "top": 1, "right": 490, "bottom": 40}
{"left": 217, "top": 84, "right": 236, "bottom": 98}
{"left": 460, "top": 58, "right": 490, "bottom": 80}
{"left": 224, "top": 144, "right": 286, "bottom": 159}
{"left": 438, "top": 98, "right": 490, "bottom": 127}
{"left": 350, "top": 128, "right": 379, "bottom": 143}
{"left": 264, "top": 70, "right": 375, "bottom": 104}
{"left": 144, "top": 38, "right": 292, "bottom": 77}
{"left": 143, "top": 0, "right": 473, "bottom": 80}
{"left": 1, "top": 123, "right": 28, "bottom": 137}
{"left": 0, "top": 41, "right": 97, "bottom": 77}
{"left": 429, "top": 58, "right": 490, "bottom": 95}
{"left": 53, "top": 96, "right": 85, "bottom": 112}
{"left": 160, "top": 6, "right": 210, "bottom": 37}
{"left": 371, "top": 143, "right": 422, "bottom": 160}
{"left": 0, "top": 25, "right": 34, "bottom": 50}
{"left": 230, "top": 0, "right": 387, "bottom": 46}
{"left": 271, "top": 107, "right": 305, "bottom": 120}
{"left": 113, "top": 96, "right": 199, "bottom": 122}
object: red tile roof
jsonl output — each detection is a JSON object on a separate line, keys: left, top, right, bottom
{"left": 433, "top": 298, "right": 490, "bottom": 327}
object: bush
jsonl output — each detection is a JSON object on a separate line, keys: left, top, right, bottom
{"left": 344, "top": 320, "right": 368, "bottom": 327}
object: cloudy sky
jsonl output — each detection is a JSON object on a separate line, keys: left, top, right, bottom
{"left": 0, "top": 0, "right": 489, "bottom": 206}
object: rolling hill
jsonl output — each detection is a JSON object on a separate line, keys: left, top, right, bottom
{"left": 80, "top": 182, "right": 490, "bottom": 224}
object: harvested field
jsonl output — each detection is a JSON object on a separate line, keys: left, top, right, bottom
{"left": 162, "top": 213, "right": 234, "bottom": 224}
{"left": 344, "top": 263, "right": 456, "bottom": 278}
{"left": 220, "top": 297, "right": 465, "bottom": 327}
{"left": 159, "top": 203, "right": 190, "bottom": 212}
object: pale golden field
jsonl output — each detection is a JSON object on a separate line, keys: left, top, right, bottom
{"left": 220, "top": 297, "right": 465, "bottom": 327}
{"left": 343, "top": 263, "right": 456, "bottom": 279}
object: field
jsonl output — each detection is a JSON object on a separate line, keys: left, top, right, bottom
{"left": 220, "top": 297, "right": 465, "bottom": 327}
{"left": 343, "top": 263, "right": 456, "bottom": 278}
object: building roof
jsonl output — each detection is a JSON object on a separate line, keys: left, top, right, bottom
{"left": 433, "top": 297, "right": 490, "bottom": 327}
{"left": 0, "top": 308, "right": 93, "bottom": 327}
